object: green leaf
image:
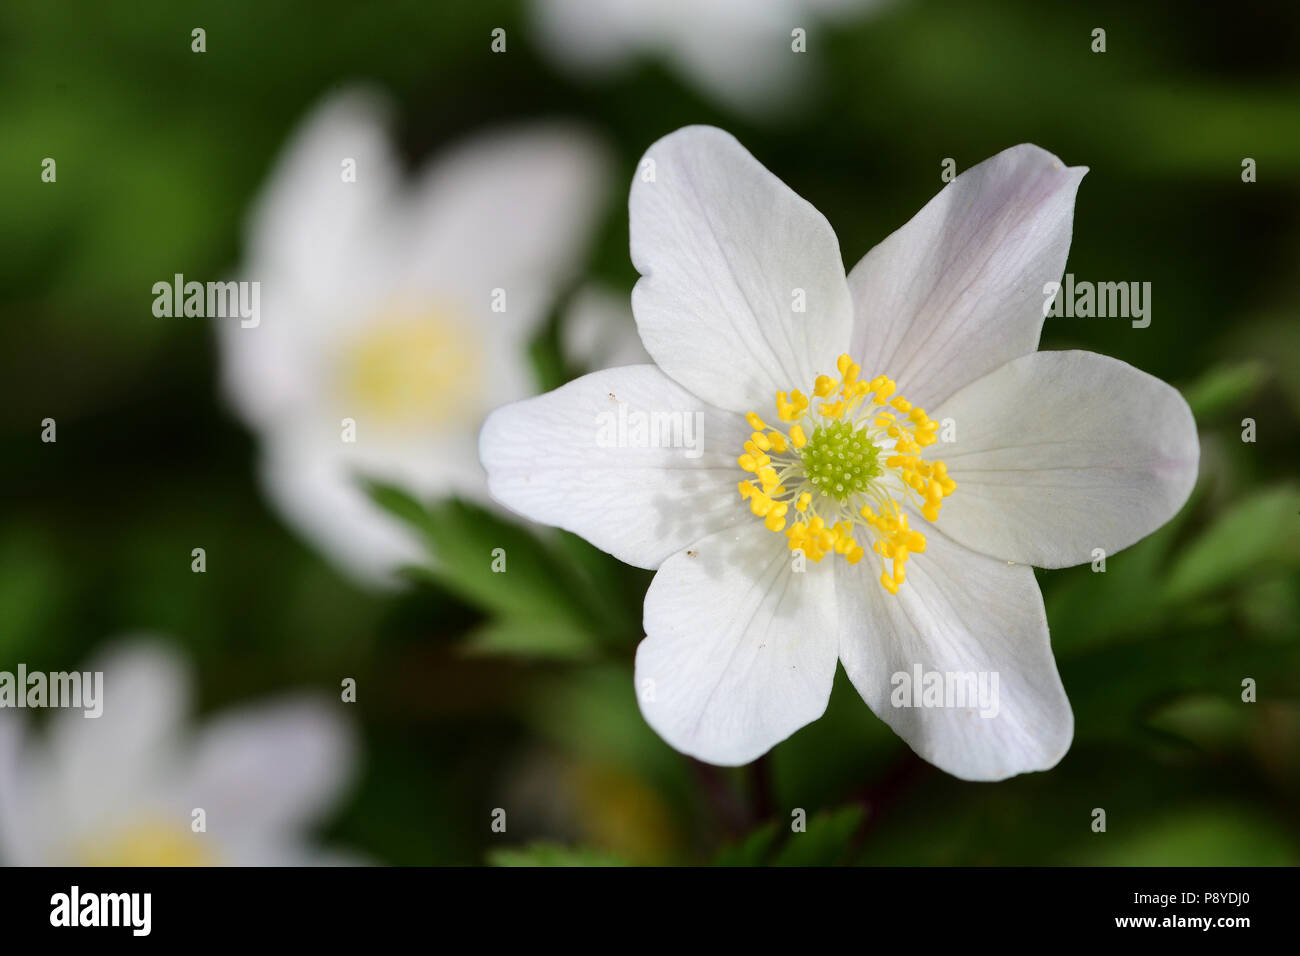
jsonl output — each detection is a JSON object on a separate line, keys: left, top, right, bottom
{"left": 530, "top": 665, "right": 689, "bottom": 785}
{"left": 771, "top": 805, "right": 866, "bottom": 866}
{"left": 487, "top": 842, "right": 629, "bottom": 867}
{"left": 711, "top": 821, "right": 780, "bottom": 867}
{"left": 1164, "top": 485, "right": 1300, "bottom": 603}
{"left": 462, "top": 615, "right": 598, "bottom": 661}
{"left": 418, "top": 498, "right": 603, "bottom": 635}
{"left": 709, "top": 806, "right": 867, "bottom": 866}
{"left": 1063, "top": 625, "right": 1300, "bottom": 746}
{"left": 365, "top": 479, "right": 434, "bottom": 536}
{"left": 1074, "top": 807, "right": 1300, "bottom": 866}
{"left": 1239, "top": 573, "right": 1300, "bottom": 641}
{"left": 1145, "top": 693, "right": 1251, "bottom": 753}
{"left": 1181, "top": 361, "right": 1268, "bottom": 419}
{"left": 368, "top": 484, "right": 612, "bottom": 656}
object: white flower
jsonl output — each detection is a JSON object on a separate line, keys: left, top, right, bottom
{"left": 218, "top": 87, "right": 609, "bottom": 586}
{"left": 530, "top": 0, "right": 883, "bottom": 113}
{"left": 480, "top": 126, "right": 1199, "bottom": 781}
{"left": 0, "top": 640, "right": 356, "bottom": 865}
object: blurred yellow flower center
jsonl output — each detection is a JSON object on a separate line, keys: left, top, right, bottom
{"left": 77, "top": 820, "right": 216, "bottom": 866}
{"left": 737, "top": 353, "right": 957, "bottom": 594}
{"left": 345, "top": 309, "right": 480, "bottom": 428}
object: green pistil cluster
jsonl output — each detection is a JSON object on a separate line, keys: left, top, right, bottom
{"left": 800, "top": 421, "right": 881, "bottom": 501}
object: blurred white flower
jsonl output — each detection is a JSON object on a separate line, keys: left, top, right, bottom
{"left": 481, "top": 126, "right": 1200, "bottom": 781}
{"left": 561, "top": 283, "right": 652, "bottom": 372}
{"left": 218, "top": 86, "right": 611, "bottom": 586}
{"left": 530, "top": 0, "right": 884, "bottom": 113}
{"left": 0, "top": 640, "right": 357, "bottom": 865}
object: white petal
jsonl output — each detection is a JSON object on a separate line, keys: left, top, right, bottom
{"left": 530, "top": 0, "right": 869, "bottom": 113}
{"left": 836, "top": 532, "right": 1072, "bottom": 781}
{"left": 658, "top": 6, "right": 814, "bottom": 114}
{"left": 847, "top": 144, "right": 1087, "bottom": 410}
{"left": 215, "top": 269, "right": 354, "bottom": 432}
{"left": 47, "top": 640, "right": 189, "bottom": 807}
{"left": 529, "top": 0, "right": 653, "bottom": 72}
{"left": 481, "top": 364, "right": 751, "bottom": 570}
{"left": 629, "top": 126, "right": 853, "bottom": 412}
{"left": 243, "top": 85, "right": 401, "bottom": 292}
{"left": 933, "top": 350, "right": 1199, "bottom": 568}
{"left": 395, "top": 125, "right": 610, "bottom": 418}
{"left": 402, "top": 124, "right": 609, "bottom": 306}
{"left": 256, "top": 426, "right": 432, "bottom": 588}
{"left": 216, "top": 839, "right": 368, "bottom": 867}
{"left": 397, "top": 125, "right": 608, "bottom": 418}
{"left": 560, "top": 283, "right": 652, "bottom": 371}
{"left": 637, "top": 522, "right": 839, "bottom": 765}
{"left": 0, "top": 716, "right": 28, "bottom": 864}
{"left": 224, "top": 86, "right": 405, "bottom": 431}
{"left": 180, "top": 696, "right": 357, "bottom": 837}
{"left": 11, "top": 640, "right": 191, "bottom": 861}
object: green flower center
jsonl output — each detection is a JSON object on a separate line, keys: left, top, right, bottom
{"left": 799, "top": 420, "right": 881, "bottom": 502}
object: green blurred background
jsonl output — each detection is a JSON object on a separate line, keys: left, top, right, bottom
{"left": 2, "top": 0, "right": 1298, "bottom": 865}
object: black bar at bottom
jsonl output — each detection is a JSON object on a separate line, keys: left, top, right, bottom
{"left": 0, "top": 865, "right": 1283, "bottom": 941}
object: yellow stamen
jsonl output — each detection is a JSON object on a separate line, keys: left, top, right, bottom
{"left": 737, "top": 354, "right": 957, "bottom": 593}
